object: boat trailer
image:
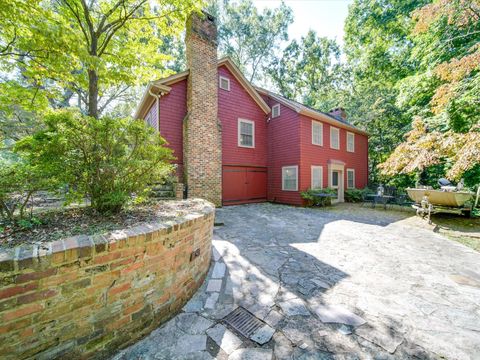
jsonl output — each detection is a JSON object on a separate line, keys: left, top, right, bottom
{"left": 413, "top": 187, "right": 480, "bottom": 223}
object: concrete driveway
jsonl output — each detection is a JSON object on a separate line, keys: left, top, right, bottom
{"left": 114, "top": 203, "right": 480, "bottom": 360}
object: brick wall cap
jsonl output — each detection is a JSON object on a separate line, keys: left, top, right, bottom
{"left": 0, "top": 199, "right": 214, "bottom": 272}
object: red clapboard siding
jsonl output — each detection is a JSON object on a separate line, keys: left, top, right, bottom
{"left": 299, "top": 114, "right": 368, "bottom": 192}
{"left": 159, "top": 79, "right": 187, "bottom": 179}
{"left": 264, "top": 96, "right": 303, "bottom": 205}
{"left": 218, "top": 66, "right": 267, "bottom": 168}
{"left": 141, "top": 65, "right": 369, "bottom": 207}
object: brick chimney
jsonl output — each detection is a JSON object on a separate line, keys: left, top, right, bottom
{"left": 329, "top": 107, "right": 347, "bottom": 121}
{"left": 184, "top": 11, "right": 222, "bottom": 206}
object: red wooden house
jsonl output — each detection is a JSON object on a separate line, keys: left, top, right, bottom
{"left": 135, "top": 12, "right": 368, "bottom": 207}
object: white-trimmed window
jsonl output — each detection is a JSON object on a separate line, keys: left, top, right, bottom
{"left": 347, "top": 132, "right": 355, "bottom": 152}
{"left": 347, "top": 169, "right": 355, "bottom": 189}
{"left": 330, "top": 126, "right": 340, "bottom": 150}
{"left": 311, "top": 166, "right": 323, "bottom": 189}
{"left": 312, "top": 121, "right": 323, "bottom": 146}
{"left": 219, "top": 76, "right": 230, "bottom": 91}
{"left": 282, "top": 166, "right": 298, "bottom": 191}
{"left": 272, "top": 103, "right": 280, "bottom": 118}
{"left": 238, "top": 118, "right": 255, "bottom": 148}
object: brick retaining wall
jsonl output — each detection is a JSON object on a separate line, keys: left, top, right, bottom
{"left": 0, "top": 200, "right": 214, "bottom": 359}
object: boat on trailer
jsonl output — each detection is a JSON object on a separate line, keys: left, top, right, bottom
{"left": 407, "top": 180, "right": 480, "bottom": 222}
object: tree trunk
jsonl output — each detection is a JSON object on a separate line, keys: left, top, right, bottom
{"left": 88, "top": 69, "right": 98, "bottom": 118}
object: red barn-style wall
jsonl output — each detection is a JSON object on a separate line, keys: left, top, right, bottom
{"left": 218, "top": 66, "right": 267, "bottom": 168}
{"left": 264, "top": 99, "right": 303, "bottom": 205}
{"left": 158, "top": 79, "right": 187, "bottom": 180}
{"left": 137, "top": 58, "right": 369, "bottom": 207}
{"left": 218, "top": 65, "right": 268, "bottom": 204}
{"left": 299, "top": 115, "right": 368, "bottom": 193}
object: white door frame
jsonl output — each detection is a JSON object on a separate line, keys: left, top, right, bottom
{"left": 328, "top": 162, "right": 345, "bottom": 203}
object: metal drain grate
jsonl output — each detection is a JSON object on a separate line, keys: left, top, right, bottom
{"left": 223, "top": 307, "right": 265, "bottom": 338}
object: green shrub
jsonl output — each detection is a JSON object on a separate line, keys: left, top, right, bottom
{"left": 15, "top": 109, "right": 173, "bottom": 214}
{"left": 345, "top": 188, "right": 365, "bottom": 203}
{"left": 0, "top": 160, "right": 53, "bottom": 222}
{"left": 301, "top": 188, "right": 337, "bottom": 207}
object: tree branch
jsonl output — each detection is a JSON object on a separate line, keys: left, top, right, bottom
{"left": 61, "top": 0, "right": 91, "bottom": 49}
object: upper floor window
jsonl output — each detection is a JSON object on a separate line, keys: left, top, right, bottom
{"left": 282, "top": 166, "right": 298, "bottom": 191}
{"left": 272, "top": 104, "right": 280, "bottom": 118}
{"left": 330, "top": 126, "right": 340, "bottom": 149}
{"left": 312, "top": 121, "right": 323, "bottom": 146}
{"left": 238, "top": 118, "right": 255, "bottom": 148}
{"left": 347, "top": 132, "right": 355, "bottom": 152}
{"left": 311, "top": 166, "right": 323, "bottom": 189}
{"left": 347, "top": 169, "right": 355, "bottom": 189}
{"left": 219, "top": 76, "right": 230, "bottom": 91}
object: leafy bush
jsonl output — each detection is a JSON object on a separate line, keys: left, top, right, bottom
{"left": 345, "top": 188, "right": 366, "bottom": 203}
{"left": 0, "top": 160, "right": 52, "bottom": 222}
{"left": 301, "top": 188, "right": 337, "bottom": 207}
{"left": 16, "top": 109, "right": 173, "bottom": 214}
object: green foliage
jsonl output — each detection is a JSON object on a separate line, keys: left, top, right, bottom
{"left": 16, "top": 109, "right": 174, "bottom": 214}
{"left": 212, "top": 0, "right": 293, "bottom": 83}
{"left": 344, "top": 189, "right": 367, "bottom": 203}
{"left": 301, "top": 188, "right": 337, "bottom": 207}
{"left": 17, "top": 217, "right": 42, "bottom": 229}
{"left": 344, "top": 0, "right": 480, "bottom": 184}
{"left": 0, "top": 160, "right": 52, "bottom": 222}
{"left": 0, "top": 0, "right": 203, "bottom": 119}
{"left": 269, "top": 31, "right": 345, "bottom": 111}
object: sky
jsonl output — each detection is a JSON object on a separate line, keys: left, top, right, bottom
{"left": 253, "top": 0, "right": 353, "bottom": 45}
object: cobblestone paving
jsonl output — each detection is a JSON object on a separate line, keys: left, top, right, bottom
{"left": 113, "top": 203, "right": 480, "bottom": 360}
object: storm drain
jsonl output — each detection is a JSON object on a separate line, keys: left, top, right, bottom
{"left": 223, "top": 306, "right": 265, "bottom": 338}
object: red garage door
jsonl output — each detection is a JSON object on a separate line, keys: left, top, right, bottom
{"left": 223, "top": 166, "right": 267, "bottom": 205}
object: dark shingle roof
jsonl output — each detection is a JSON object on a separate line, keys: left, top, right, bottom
{"left": 255, "top": 87, "right": 363, "bottom": 132}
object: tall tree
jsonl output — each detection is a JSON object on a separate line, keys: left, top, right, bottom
{"left": 380, "top": 0, "right": 480, "bottom": 185}
{"left": 343, "top": 0, "right": 429, "bottom": 183}
{"left": 212, "top": 0, "right": 293, "bottom": 83}
{"left": 0, "top": 0, "right": 202, "bottom": 119}
{"left": 268, "top": 31, "right": 345, "bottom": 111}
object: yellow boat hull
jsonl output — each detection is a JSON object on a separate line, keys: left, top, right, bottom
{"left": 406, "top": 188, "right": 474, "bottom": 207}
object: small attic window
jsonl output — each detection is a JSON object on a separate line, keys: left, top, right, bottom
{"left": 272, "top": 104, "right": 280, "bottom": 118}
{"left": 219, "top": 76, "right": 230, "bottom": 91}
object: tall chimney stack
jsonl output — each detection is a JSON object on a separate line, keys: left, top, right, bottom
{"left": 184, "top": 11, "right": 222, "bottom": 206}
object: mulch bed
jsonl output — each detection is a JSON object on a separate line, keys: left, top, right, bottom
{"left": 0, "top": 199, "right": 206, "bottom": 249}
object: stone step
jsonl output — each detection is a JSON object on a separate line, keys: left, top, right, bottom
{"left": 152, "top": 184, "right": 174, "bottom": 191}
{"left": 149, "top": 189, "right": 175, "bottom": 199}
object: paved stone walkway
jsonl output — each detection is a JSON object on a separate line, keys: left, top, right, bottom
{"left": 113, "top": 203, "right": 480, "bottom": 360}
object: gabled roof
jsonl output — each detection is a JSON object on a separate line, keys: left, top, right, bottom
{"left": 135, "top": 57, "right": 367, "bottom": 136}
{"left": 134, "top": 57, "right": 270, "bottom": 119}
{"left": 255, "top": 87, "right": 368, "bottom": 136}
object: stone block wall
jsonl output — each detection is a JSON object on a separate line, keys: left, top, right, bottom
{"left": 0, "top": 200, "right": 214, "bottom": 359}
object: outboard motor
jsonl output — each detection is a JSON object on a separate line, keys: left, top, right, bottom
{"left": 438, "top": 178, "right": 456, "bottom": 192}
{"left": 438, "top": 178, "right": 452, "bottom": 187}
